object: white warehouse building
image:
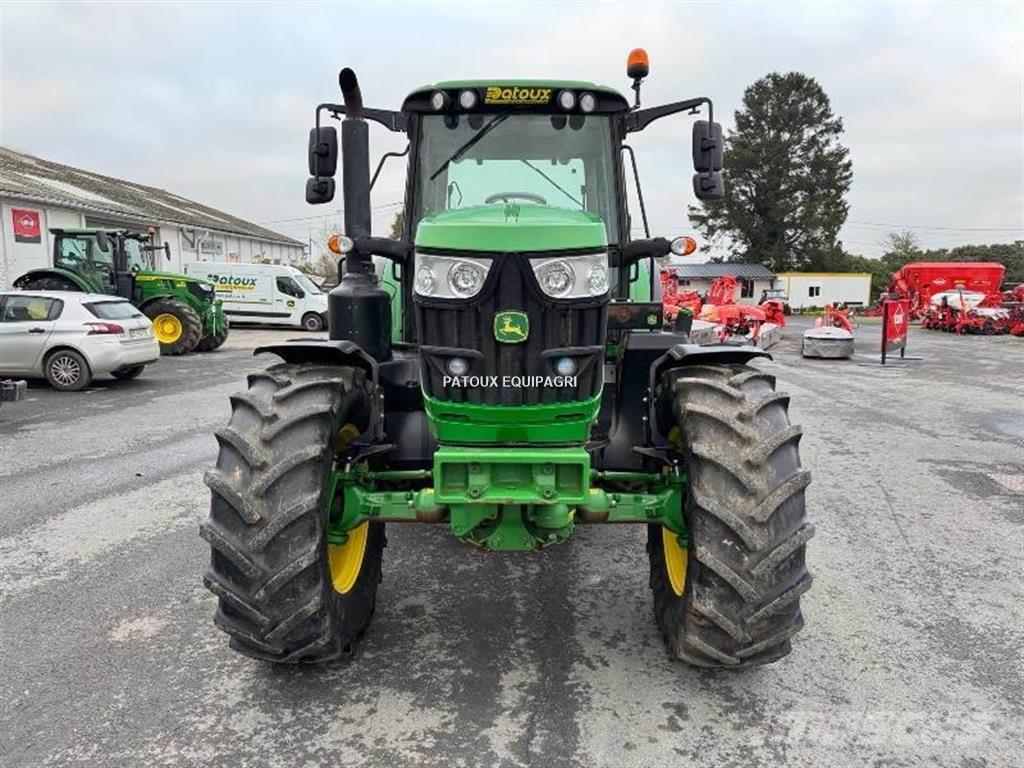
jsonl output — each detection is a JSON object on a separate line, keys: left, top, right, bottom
{"left": 657, "top": 260, "right": 874, "bottom": 311}
{"left": 0, "top": 147, "right": 304, "bottom": 288}
{"left": 656, "top": 262, "right": 776, "bottom": 306}
{"left": 776, "top": 272, "right": 872, "bottom": 310}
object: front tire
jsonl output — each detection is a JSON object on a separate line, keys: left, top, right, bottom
{"left": 301, "top": 312, "right": 325, "bottom": 332}
{"left": 200, "top": 363, "right": 384, "bottom": 663}
{"left": 144, "top": 299, "right": 202, "bottom": 355}
{"left": 44, "top": 349, "right": 92, "bottom": 391}
{"left": 649, "top": 363, "right": 813, "bottom": 668}
{"left": 195, "top": 318, "right": 230, "bottom": 352}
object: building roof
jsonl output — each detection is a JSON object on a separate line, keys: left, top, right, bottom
{"left": 0, "top": 147, "right": 302, "bottom": 246}
{"left": 664, "top": 261, "right": 775, "bottom": 279}
{"left": 776, "top": 272, "right": 872, "bottom": 278}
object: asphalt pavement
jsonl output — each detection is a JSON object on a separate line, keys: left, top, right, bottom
{"left": 1, "top": 321, "right": 1021, "bottom": 767}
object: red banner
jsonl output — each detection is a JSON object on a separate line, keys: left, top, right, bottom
{"left": 882, "top": 298, "right": 909, "bottom": 360}
{"left": 12, "top": 208, "right": 41, "bottom": 243}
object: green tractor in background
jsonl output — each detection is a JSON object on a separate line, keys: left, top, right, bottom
{"left": 14, "top": 228, "right": 228, "bottom": 355}
{"left": 201, "top": 52, "right": 813, "bottom": 668}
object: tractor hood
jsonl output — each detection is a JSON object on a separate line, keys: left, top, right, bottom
{"left": 415, "top": 205, "right": 607, "bottom": 253}
{"left": 137, "top": 270, "right": 214, "bottom": 286}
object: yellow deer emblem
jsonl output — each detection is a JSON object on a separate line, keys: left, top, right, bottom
{"left": 494, "top": 311, "right": 529, "bottom": 343}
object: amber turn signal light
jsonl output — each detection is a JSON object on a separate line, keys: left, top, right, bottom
{"left": 670, "top": 236, "right": 698, "bottom": 256}
{"left": 328, "top": 234, "right": 354, "bottom": 255}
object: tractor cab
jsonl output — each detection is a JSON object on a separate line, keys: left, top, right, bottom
{"left": 51, "top": 229, "right": 166, "bottom": 296}
{"left": 302, "top": 56, "right": 726, "bottom": 466}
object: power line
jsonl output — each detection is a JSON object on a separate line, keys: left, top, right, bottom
{"left": 257, "top": 201, "right": 402, "bottom": 225}
{"left": 846, "top": 220, "right": 1023, "bottom": 233}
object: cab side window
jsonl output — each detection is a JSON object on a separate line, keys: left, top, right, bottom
{"left": 1, "top": 296, "right": 63, "bottom": 322}
{"left": 276, "top": 277, "right": 304, "bottom": 298}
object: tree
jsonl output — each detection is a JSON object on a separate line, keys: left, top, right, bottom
{"left": 390, "top": 210, "right": 404, "bottom": 240}
{"left": 690, "top": 72, "right": 853, "bottom": 272}
{"left": 305, "top": 220, "right": 345, "bottom": 280}
{"left": 882, "top": 229, "right": 922, "bottom": 260}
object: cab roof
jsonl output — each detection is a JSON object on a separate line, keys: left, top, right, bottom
{"left": 402, "top": 80, "right": 630, "bottom": 114}
{"left": 423, "top": 79, "right": 625, "bottom": 96}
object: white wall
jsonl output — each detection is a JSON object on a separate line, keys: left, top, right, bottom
{"left": 0, "top": 199, "right": 86, "bottom": 287}
{"left": 778, "top": 273, "right": 872, "bottom": 310}
{"left": 178, "top": 227, "right": 304, "bottom": 269}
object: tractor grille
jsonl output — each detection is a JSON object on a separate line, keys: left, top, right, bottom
{"left": 415, "top": 251, "right": 606, "bottom": 405}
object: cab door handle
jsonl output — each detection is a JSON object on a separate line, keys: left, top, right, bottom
{"left": 27, "top": 327, "right": 46, "bottom": 334}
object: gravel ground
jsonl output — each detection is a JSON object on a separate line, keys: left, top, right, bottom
{"left": 1, "top": 321, "right": 1021, "bottom": 768}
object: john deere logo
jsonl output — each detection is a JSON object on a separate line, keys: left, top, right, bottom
{"left": 494, "top": 311, "right": 529, "bottom": 343}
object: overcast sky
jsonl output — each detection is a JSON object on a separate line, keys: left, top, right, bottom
{"left": 2, "top": 1, "right": 1021, "bottom": 257}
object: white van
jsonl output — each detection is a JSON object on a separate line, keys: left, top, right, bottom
{"left": 184, "top": 262, "right": 328, "bottom": 331}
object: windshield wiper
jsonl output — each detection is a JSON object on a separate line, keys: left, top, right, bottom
{"left": 430, "top": 112, "right": 511, "bottom": 181}
{"left": 519, "top": 159, "right": 583, "bottom": 208}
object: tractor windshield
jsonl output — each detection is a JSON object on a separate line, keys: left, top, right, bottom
{"left": 124, "top": 239, "right": 149, "bottom": 272}
{"left": 414, "top": 113, "right": 620, "bottom": 243}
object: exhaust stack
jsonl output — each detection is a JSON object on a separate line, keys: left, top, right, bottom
{"left": 326, "top": 67, "right": 392, "bottom": 361}
{"left": 338, "top": 68, "right": 372, "bottom": 263}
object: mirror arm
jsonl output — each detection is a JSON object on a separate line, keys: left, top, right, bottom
{"left": 625, "top": 97, "right": 711, "bottom": 133}
{"left": 320, "top": 103, "right": 408, "bottom": 134}
{"left": 370, "top": 145, "right": 410, "bottom": 191}
{"left": 611, "top": 237, "right": 670, "bottom": 268}
{"left": 354, "top": 236, "right": 411, "bottom": 267}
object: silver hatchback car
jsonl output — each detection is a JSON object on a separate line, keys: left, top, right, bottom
{"left": 0, "top": 291, "right": 160, "bottom": 391}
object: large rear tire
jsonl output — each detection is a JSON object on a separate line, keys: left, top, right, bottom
{"left": 144, "top": 298, "right": 202, "bottom": 355}
{"left": 649, "top": 363, "right": 813, "bottom": 668}
{"left": 201, "top": 363, "right": 384, "bottom": 663}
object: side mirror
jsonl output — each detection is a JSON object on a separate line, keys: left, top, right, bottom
{"left": 308, "top": 126, "right": 338, "bottom": 177}
{"left": 692, "top": 120, "right": 723, "bottom": 172}
{"left": 163, "top": 243, "right": 172, "bottom": 261}
{"left": 306, "top": 177, "right": 336, "bottom": 204}
{"left": 295, "top": 289, "right": 306, "bottom": 299}
{"left": 95, "top": 231, "right": 110, "bottom": 253}
{"left": 693, "top": 171, "right": 725, "bottom": 200}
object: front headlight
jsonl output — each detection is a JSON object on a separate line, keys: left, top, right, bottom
{"left": 531, "top": 252, "right": 608, "bottom": 298}
{"left": 536, "top": 260, "right": 575, "bottom": 297}
{"left": 414, "top": 253, "right": 492, "bottom": 299}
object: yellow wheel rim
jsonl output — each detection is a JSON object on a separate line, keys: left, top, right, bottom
{"left": 153, "top": 313, "right": 183, "bottom": 344}
{"left": 663, "top": 527, "right": 688, "bottom": 596}
{"left": 336, "top": 422, "right": 360, "bottom": 452}
{"left": 327, "top": 422, "right": 367, "bottom": 595}
{"left": 328, "top": 521, "right": 369, "bottom": 594}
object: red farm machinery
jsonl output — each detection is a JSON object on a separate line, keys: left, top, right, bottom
{"left": 660, "top": 268, "right": 786, "bottom": 346}
{"left": 880, "top": 262, "right": 1023, "bottom": 336}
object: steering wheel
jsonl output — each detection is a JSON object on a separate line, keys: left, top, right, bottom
{"left": 485, "top": 191, "right": 547, "bottom": 205}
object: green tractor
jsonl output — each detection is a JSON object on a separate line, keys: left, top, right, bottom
{"left": 14, "top": 228, "right": 228, "bottom": 355}
{"left": 201, "top": 53, "right": 813, "bottom": 667}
